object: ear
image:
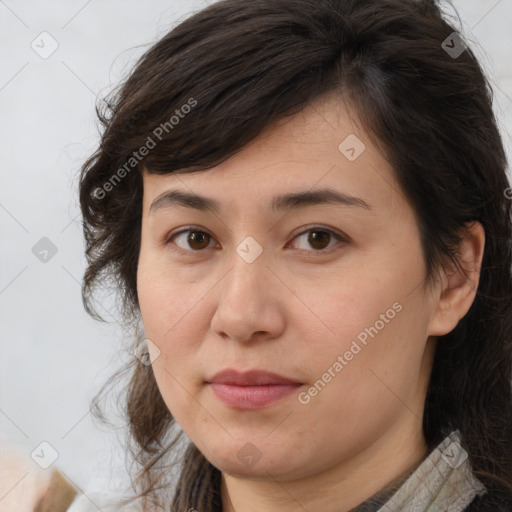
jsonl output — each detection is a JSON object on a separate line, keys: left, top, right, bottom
{"left": 427, "top": 221, "right": 485, "bottom": 337}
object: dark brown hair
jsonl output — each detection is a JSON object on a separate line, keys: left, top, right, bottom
{"left": 78, "top": 0, "right": 512, "bottom": 510}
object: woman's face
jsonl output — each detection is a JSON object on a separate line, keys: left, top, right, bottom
{"left": 137, "top": 97, "right": 442, "bottom": 481}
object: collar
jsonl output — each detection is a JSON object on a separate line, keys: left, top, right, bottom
{"left": 351, "top": 430, "right": 487, "bottom": 512}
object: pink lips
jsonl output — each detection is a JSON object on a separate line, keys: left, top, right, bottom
{"left": 206, "top": 369, "right": 302, "bottom": 410}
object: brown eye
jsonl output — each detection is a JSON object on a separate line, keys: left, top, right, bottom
{"left": 169, "top": 229, "right": 214, "bottom": 252}
{"left": 291, "top": 227, "right": 344, "bottom": 253}
{"left": 307, "top": 230, "right": 332, "bottom": 250}
{"left": 186, "top": 231, "right": 211, "bottom": 250}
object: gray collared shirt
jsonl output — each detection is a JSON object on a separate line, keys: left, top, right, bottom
{"left": 350, "top": 430, "right": 486, "bottom": 512}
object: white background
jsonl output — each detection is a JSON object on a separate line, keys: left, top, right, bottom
{"left": 1, "top": 0, "right": 511, "bottom": 499}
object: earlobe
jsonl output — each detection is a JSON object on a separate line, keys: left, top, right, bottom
{"left": 427, "top": 221, "right": 485, "bottom": 337}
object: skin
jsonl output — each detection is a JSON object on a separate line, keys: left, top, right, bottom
{"left": 136, "top": 95, "right": 485, "bottom": 512}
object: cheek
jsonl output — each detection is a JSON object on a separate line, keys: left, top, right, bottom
{"left": 137, "top": 259, "right": 205, "bottom": 343}
{"left": 295, "top": 265, "right": 430, "bottom": 408}
{"left": 139, "top": 288, "right": 208, "bottom": 431}
{"left": 295, "top": 270, "right": 404, "bottom": 353}
{"left": 136, "top": 257, "right": 213, "bottom": 402}
{"left": 294, "top": 304, "right": 428, "bottom": 461}
{"left": 137, "top": 272, "right": 190, "bottom": 394}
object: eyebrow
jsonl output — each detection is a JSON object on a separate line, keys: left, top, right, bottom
{"left": 149, "top": 187, "right": 371, "bottom": 215}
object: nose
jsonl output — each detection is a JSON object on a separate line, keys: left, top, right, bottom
{"left": 210, "top": 244, "right": 287, "bottom": 344}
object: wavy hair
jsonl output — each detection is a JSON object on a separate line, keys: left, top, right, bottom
{"left": 78, "top": 0, "right": 512, "bottom": 510}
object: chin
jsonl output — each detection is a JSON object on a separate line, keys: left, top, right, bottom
{"left": 200, "top": 439, "right": 307, "bottom": 481}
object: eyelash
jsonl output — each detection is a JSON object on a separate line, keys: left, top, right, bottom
{"left": 163, "top": 225, "right": 348, "bottom": 257}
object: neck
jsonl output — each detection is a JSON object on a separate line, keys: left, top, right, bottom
{"left": 220, "top": 420, "right": 428, "bottom": 512}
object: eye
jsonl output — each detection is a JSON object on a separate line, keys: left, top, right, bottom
{"left": 167, "top": 228, "right": 216, "bottom": 254}
{"left": 289, "top": 226, "right": 346, "bottom": 254}
{"left": 164, "top": 225, "right": 347, "bottom": 256}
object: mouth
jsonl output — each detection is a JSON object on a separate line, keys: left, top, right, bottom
{"left": 205, "top": 368, "right": 303, "bottom": 410}
{"left": 206, "top": 382, "right": 302, "bottom": 409}
{"left": 207, "top": 368, "right": 302, "bottom": 386}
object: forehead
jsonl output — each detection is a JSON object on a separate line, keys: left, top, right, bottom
{"left": 141, "top": 96, "right": 406, "bottom": 217}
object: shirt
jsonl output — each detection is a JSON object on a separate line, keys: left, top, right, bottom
{"left": 348, "top": 430, "right": 486, "bottom": 512}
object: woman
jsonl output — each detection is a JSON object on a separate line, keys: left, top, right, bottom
{"left": 75, "top": 0, "right": 512, "bottom": 510}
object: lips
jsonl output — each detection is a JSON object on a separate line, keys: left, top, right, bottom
{"left": 206, "top": 369, "right": 303, "bottom": 410}
{"left": 207, "top": 368, "right": 302, "bottom": 386}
